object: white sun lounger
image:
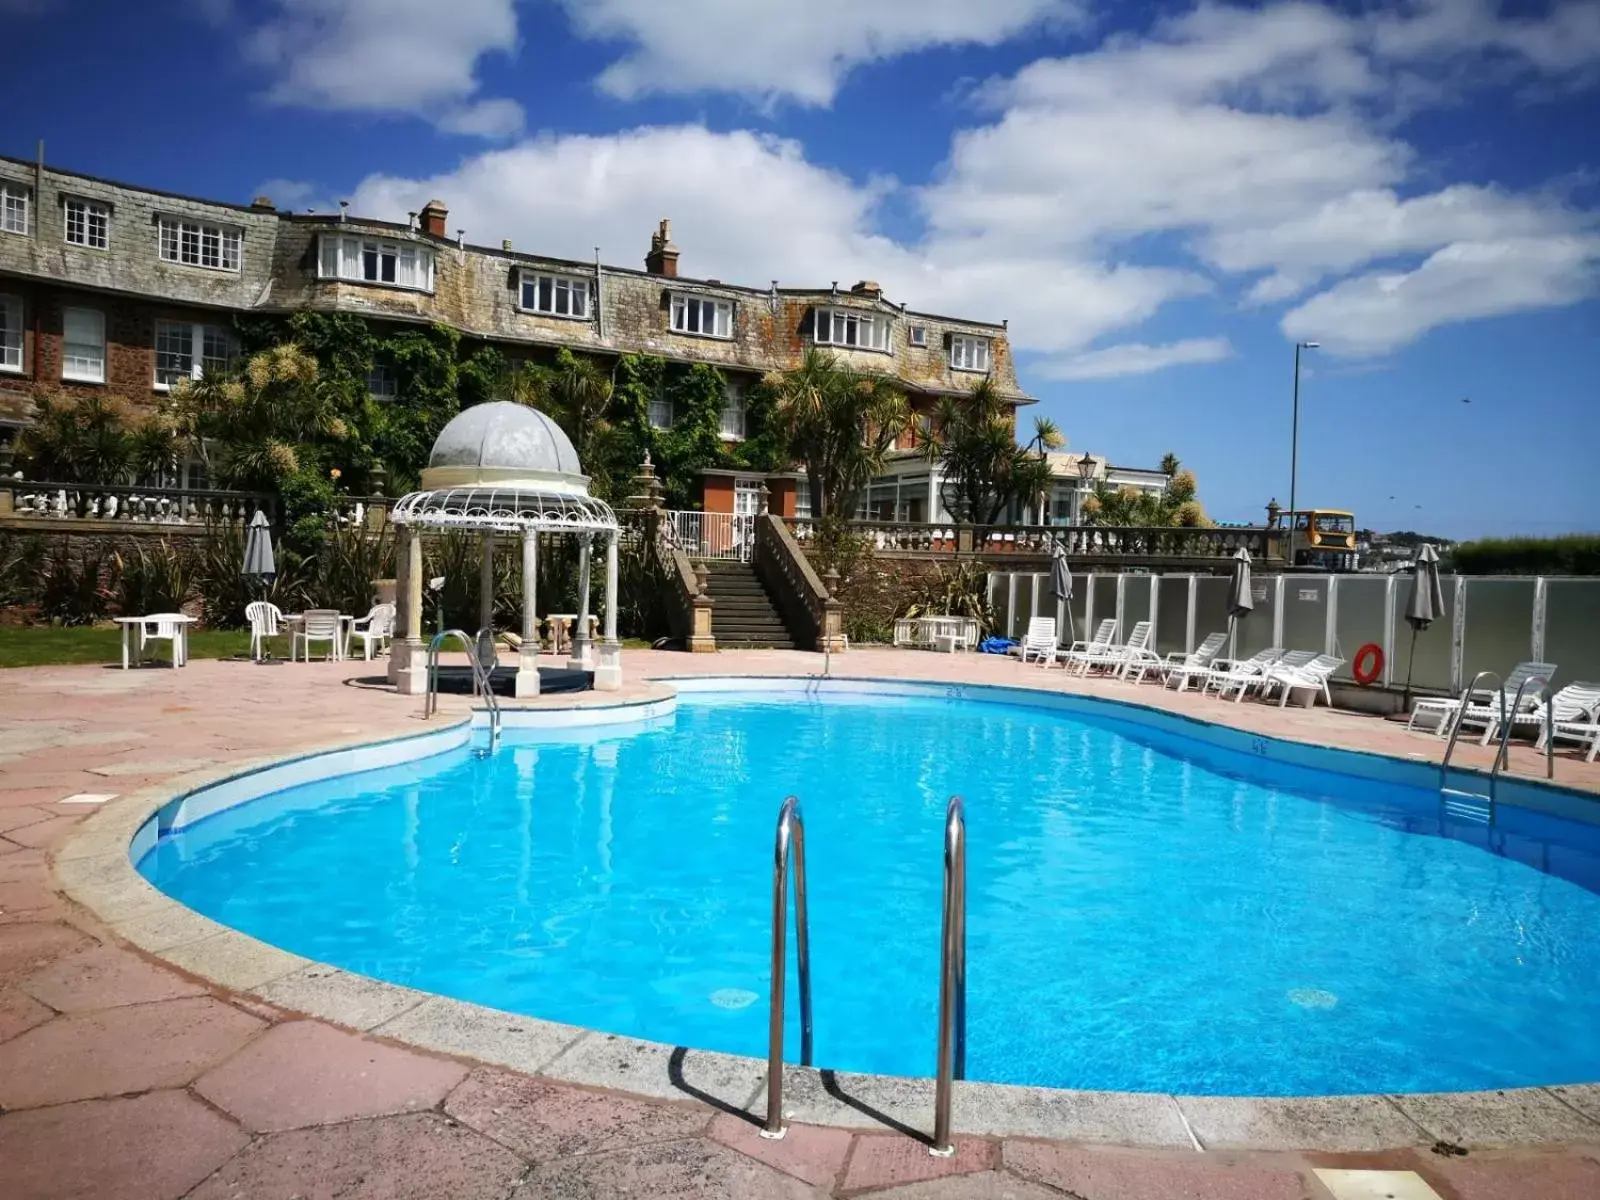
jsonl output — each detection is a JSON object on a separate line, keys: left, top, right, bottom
{"left": 1158, "top": 632, "right": 1228, "bottom": 691}
{"left": 1057, "top": 619, "right": 1117, "bottom": 672}
{"left": 1261, "top": 653, "right": 1345, "bottom": 708}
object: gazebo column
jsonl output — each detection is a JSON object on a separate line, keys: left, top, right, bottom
{"left": 392, "top": 526, "right": 427, "bottom": 695}
{"left": 515, "top": 529, "right": 541, "bottom": 699}
{"left": 478, "top": 531, "right": 495, "bottom": 633}
{"left": 595, "top": 530, "right": 623, "bottom": 691}
{"left": 568, "top": 534, "right": 594, "bottom": 671}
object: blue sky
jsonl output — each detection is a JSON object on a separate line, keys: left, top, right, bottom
{"left": 4, "top": 0, "right": 1598, "bottom": 539}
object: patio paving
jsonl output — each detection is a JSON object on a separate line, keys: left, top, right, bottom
{"left": 1, "top": 647, "right": 1597, "bottom": 1197}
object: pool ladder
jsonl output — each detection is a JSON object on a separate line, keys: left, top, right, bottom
{"left": 761, "top": 794, "right": 967, "bottom": 1157}
{"left": 1438, "top": 671, "right": 1553, "bottom": 823}
{"left": 422, "top": 628, "right": 502, "bottom": 751}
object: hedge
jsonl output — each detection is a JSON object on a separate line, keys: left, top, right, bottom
{"left": 1451, "top": 534, "right": 1600, "bottom": 576}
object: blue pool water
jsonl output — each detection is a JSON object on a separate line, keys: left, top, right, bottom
{"left": 138, "top": 687, "right": 1600, "bottom": 1096}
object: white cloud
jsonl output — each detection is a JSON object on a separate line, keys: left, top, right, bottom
{"left": 244, "top": 0, "right": 522, "bottom": 136}
{"left": 557, "top": 0, "right": 1084, "bottom": 106}
{"left": 253, "top": 177, "right": 331, "bottom": 212}
{"left": 1282, "top": 234, "right": 1600, "bottom": 355}
{"left": 1036, "top": 338, "right": 1234, "bottom": 381}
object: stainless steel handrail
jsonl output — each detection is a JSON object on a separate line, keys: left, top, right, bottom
{"left": 1493, "top": 674, "right": 1551, "bottom": 782}
{"left": 472, "top": 627, "right": 503, "bottom": 750}
{"left": 1440, "top": 671, "right": 1502, "bottom": 798}
{"left": 761, "top": 796, "right": 812, "bottom": 1140}
{"left": 424, "top": 628, "right": 501, "bottom": 750}
{"left": 931, "top": 794, "right": 967, "bottom": 1157}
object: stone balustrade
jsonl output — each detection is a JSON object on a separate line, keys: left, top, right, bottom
{"left": 3, "top": 480, "right": 276, "bottom": 527}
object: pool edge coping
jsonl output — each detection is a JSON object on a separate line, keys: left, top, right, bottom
{"left": 49, "top": 673, "right": 1600, "bottom": 1154}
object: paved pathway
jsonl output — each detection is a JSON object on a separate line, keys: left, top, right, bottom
{"left": 2, "top": 649, "right": 1598, "bottom": 1198}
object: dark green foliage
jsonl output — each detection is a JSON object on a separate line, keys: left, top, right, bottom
{"left": 0, "top": 533, "right": 45, "bottom": 607}
{"left": 36, "top": 540, "right": 114, "bottom": 625}
{"left": 193, "top": 522, "right": 312, "bottom": 628}
{"left": 308, "top": 524, "right": 395, "bottom": 614}
{"left": 897, "top": 560, "right": 994, "bottom": 632}
{"left": 112, "top": 540, "right": 193, "bottom": 616}
{"left": 1452, "top": 534, "right": 1600, "bottom": 576}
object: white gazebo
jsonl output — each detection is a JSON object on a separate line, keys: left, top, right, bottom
{"left": 387, "top": 401, "right": 622, "bottom": 698}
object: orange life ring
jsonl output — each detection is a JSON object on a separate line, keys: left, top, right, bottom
{"left": 1352, "top": 643, "right": 1383, "bottom": 686}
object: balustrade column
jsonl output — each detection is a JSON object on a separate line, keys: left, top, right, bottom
{"left": 515, "top": 529, "right": 541, "bottom": 699}
{"left": 390, "top": 527, "right": 428, "bottom": 695}
{"left": 569, "top": 535, "right": 594, "bottom": 671}
{"left": 594, "top": 530, "right": 623, "bottom": 691}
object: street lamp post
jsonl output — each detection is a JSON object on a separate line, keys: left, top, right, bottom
{"left": 1289, "top": 341, "right": 1319, "bottom": 526}
{"left": 1076, "top": 452, "right": 1096, "bottom": 524}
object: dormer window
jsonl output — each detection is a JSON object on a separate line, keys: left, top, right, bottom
{"left": 908, "top": 325, "right": 927, "bottom": 347}
{"left": 520, "top": 271, "right": 590, "bottom": 319}
{"left": 160, "top": 216, "right": 242, "bottom": 271}
{"left": 671, "top": 294, "right": 732, "bottom": 339}
{"left": 1, "top": 182, "right": 32, "bottom": 236}
{"left": 814, "top": 306, "right": 890, "bottom": 352}
{"left": 318, "top": 234, "right": 433, "bottom": 291}
{"left": 949, "top": 334, "right": 991, "bottom": 373}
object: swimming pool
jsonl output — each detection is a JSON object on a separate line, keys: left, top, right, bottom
{"left": 135, "top": 679, "right": 1600, "bottom": 1097}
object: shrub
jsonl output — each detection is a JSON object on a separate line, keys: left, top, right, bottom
{"left": 36, "top": 539, "right": 115, "bottom": 625}
{"left": 112, "top": 540, "right": 193, "bottom": 615}
{"left": 308, "top": 523, "right": 394, "bottom": 614}
{"left": 193, "top": 522, "right": 311, "bottom": 627}
{"left": 1452, "top": 534, "right": 1600, "bottom": 576}
{"left": 843, "top": 614, "right": 894, "bottom": 644}
{"left": 0, "top": 532, "right": 45, "bottom": 607}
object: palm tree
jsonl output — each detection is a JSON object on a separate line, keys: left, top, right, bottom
{"left": 763, "top": 348, "right": 907, "bottom": 519}
{"left": 925, "top": 378, "right": 1054, "bottom": 526}
{"left": 547, "top": 351, "right": 614, "bottom": 467}
{"left": 15, "top": 392, "right": 134, "bottom": 484}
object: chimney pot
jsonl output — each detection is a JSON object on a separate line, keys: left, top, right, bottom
{"left": 646, "top": 216, "right": 679, "bottom": 277}
{"left": 250, "top": 195, "right": 274, "bottom": 211}
{"left": 419, "top": 199, "right": 449, "bottom": 238}
{"left": 502, "top": 238, "right": 512, "bottom": 251}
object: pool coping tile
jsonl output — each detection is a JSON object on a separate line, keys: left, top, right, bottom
{"left": 45, "top": 671, "right": 1600, "bottom": 1154}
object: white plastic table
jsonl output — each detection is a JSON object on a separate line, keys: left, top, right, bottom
{"left": 281, "top": 613, "right": 355, "bottom": 660}
{"left": 116, "top": 615, "right": 196, "bottom": 670}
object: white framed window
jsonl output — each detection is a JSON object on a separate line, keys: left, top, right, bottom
{"left": 367, "top": 363, "right": 398, "bottom": 402}
{"left": 719, "top": 384, "right": 746, "bottom": 440}
{"left": 672, "top": 294, "right": 732, "bottom": 339}
{"left": 647, "top": 396, "right": 673, "bottom": 430}
{"left": 317, "top": 234, "right": 434, "bottom": 292}
{"left": 814, "top": 306, "right": 890, "bottom": 352}
{"left": 158, "top": 216, "right": 241, "bottom": 271}
{"left": 949, "top": 334, "right": 991, "bottom": 372}
{"left": 519, "top": 271, "right": 589, "bottom": 318}
{"left": 794, "top": 478, "right": 812, "bottom": 520}
{"left": 0, "top": 294, "right": 21, "bottom": 372}
{"left": 61, "top": 308, "right": 105, "bottom": 383}
{"left": 63, "top": 198, "right": 109, "bottom": 249}
{"left": 0, "top": 182, "right": 30, "bottom": 236}
{"left": 154, "top": 319, "right": 236, "bottom": 389}
{"left": 908, "top": 325, "right": 927, "bottom": 347}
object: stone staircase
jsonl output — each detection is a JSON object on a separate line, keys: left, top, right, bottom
{"left": 702, "top": 561, "right": 798, "bottom": 649}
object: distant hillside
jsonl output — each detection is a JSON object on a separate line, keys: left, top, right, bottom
{"left": 1360, "top": 529, "right": 1454, "bottom": 547}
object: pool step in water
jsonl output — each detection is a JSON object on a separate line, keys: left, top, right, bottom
{"left": 1441, "top": 787, "right": 1493, "bottom": 823}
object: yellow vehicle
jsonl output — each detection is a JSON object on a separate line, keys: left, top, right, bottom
{"left": 1287, "top": 509, "right": 1358, "bottom": 571}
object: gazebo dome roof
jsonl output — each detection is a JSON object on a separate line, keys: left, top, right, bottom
{"left": 427, "top": 401, "right": 582, "bottom": 478}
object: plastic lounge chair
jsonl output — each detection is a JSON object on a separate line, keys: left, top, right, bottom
{"left": 1204, "top": 649, "right": 1289, "bottom": 701}
{"left": 1494, "top": 682, "right": 1600, "bottom": 752}
{"left": 1020, "top": 616, "right": 1059, "bottom": 665}
{"left": 1408, "top": 661, "right": 1557, "bottom": 737}
{"left": 1077, "top": 621, "right": 1153, "bottom": 678}
{"left": 348, "top": 602, "right": 396, "bottom": 661}
{"left": 1261, "top": 653, "right": 1345, "bottom": 708}
{"left": 1536, "top": 684, "right": 1600, "bottom": 762}
{"left": 292, "top": 609, "right": 343, "bottom": 662}
{"left": 136, "top": 613, "right": 189, "bottom": 667}
{"left": 1159, "top": 632, "right": 1228, "bottom": 691}
{"left": 1059, "top": 619, "right": 1119, "bottom": 673}
{"left": 245, "top": 600, "right": 283, "bottom": 662}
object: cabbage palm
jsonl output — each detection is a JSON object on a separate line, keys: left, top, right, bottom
{"left": 925, "top": 378, "right": 1053, "bottom": 526}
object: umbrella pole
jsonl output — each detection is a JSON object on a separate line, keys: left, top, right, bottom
{"left": 1403, "top": 627, "right": 1419, "bottom": 709}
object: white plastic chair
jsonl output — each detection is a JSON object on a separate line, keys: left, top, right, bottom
{"left": 348, "top": 602, "right": 396, "bottom": 661}
{"left": 1408, "top": 661, "right": 1557, "bottom": 737}
{"left": 1536, "top": 683, "right": 1600, "bottom": 763}
{"left": 245, "top": 601, "right": 284, "bottom": 662}
{"left": 1160, "top": 632, "right": 1228, "bottom": 692}
{"left": 1020, "top": 616, "right": 1059, "bottom": 665}
{"left": 137, "top": 613, "right": 189, "bottom": 667}
{"left": 292, "top": 609, "right": 343, "bottom": 662}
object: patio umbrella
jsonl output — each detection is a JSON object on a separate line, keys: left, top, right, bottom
{"left": 1402, "top": 543, "right": 1445, "bottom": 704}
{"left": 1050, "top": 539, "right": 1074, "bottom": 642}
{"left": 242, "top": 510, "right": 278, "bottom": 663}
{"left": 1226, "top": 547, "right": 1254, "bottom": 655}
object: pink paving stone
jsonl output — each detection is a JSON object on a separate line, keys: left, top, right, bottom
{"left": 707, "top": 1111, "right": 854, "bottom": 1187}
{"left": 0, "top": 876, "right": 61, "bottom": 915}
{"left": 186, "top": 1111, "right": 527, "bottom": 1200}
{"left": 0, "top": 805, "right": 57, "bottom": 833}
{"left": 1424, "top": 1153, "right": 1600, "bottom": 1200}
{"left": 842, "top": 1133, "right": 997, "bottom": 1192}
{"left": 0, "top": 846, "right": 49, "bottom": 883}
{"left": 0, "top": 985, "right": 53, "bottom": 1042}
{"left": 0, "top": 920, "right": 93, "bottom": 983}
{"left": 21, "top": 943, "right": 207, "bottom": 1011}
{"left": 1003, "top": 1143, "right": 1309, "bottom": 1200}
{"left": 2, "top": 813, "right": 84, "bottom": 849}
{"left": 0, "top": 1088, "right": 250, "bottom": 1200}
{"left": 194, "top": 1018, "right": 469, "bottom": 1132}
{"left": 0, "top": 995, "right": 265, "bottom": 1109}
{"left": 518, "top": 1136, "right": 822, "bottom": 1199}
{"left": 444, "top": 1066, "right": 710, "bottom": 1161}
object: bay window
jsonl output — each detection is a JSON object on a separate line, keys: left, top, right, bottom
{"left": 155, "top": 320, "right": 237, "bottom": 389}
{"left": 317, "top": 234, "right": 435, "bottom": 292}
{"left": 814, "top": 306, "right": 890, "bottom": 352}
{"left": 672, "top": 294, "right": 732, "bottom": 339}
{"left": 519, "top": 271, "right": 590, "bottom": 318}
{"left": 949, "top": 334, "right": 991, "bottom": 372}
{"left": 62, "top": 308, "right": 105, "bottom": 383}
{"left": 158, "top": 217, "right": 241, "bottom": 271}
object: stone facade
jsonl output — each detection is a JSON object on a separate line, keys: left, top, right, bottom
{"left": 0, "top": 155, "right": 1031, "bottom": 442}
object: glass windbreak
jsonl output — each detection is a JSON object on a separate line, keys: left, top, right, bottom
{"left": 1390, "top": 577, "right": 1458, "bottom": 693}
{"left": 1122, "top": 576, "right": 1152, "bottom": 639}
{"left": 1332, "top": 576, "right": 1390, "bottom": 683}
{"left": 1236, "top": 575, "right": 1279, "bottom": 659}
{"left": 1459, "top": 579, "right": 1536, "bottom": 690}
{"left": 1155, "top": 576, "right": 1192, "bottom": 657}
{"left": 1544, "top": 581, "right": 1600, "bottom": 689}
{"left": 1282, "top": 577, "right": 1331, "bottom": 658}
{"left": 1194, "top": 576, "right": 1230, "bottom": 656}
{"left": 1012, "top": 574, "right": 1036, "bottom": 638}
{"left": 990, "top": 574, "right": 1013, "bottom": 637}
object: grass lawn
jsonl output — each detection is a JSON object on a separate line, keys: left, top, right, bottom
{"left": 0, "top": 626, "right": 253, "bottom": 668}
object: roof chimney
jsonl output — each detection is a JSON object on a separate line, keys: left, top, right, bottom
{"left": 850, "top": 280, "right": 882, "bottom": 298}
{"left": 645, "top": 218, "right": 678, "bottom": 277}
{"left": 249, "top": 195, "right": 275, "bottom": 212}
{"left": 419, "top": 199, "right": 449, "bottom": 238}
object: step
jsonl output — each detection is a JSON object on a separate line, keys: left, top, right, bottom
{"left": 1441, "top": 787, "right": 1493, "bottom": 824}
